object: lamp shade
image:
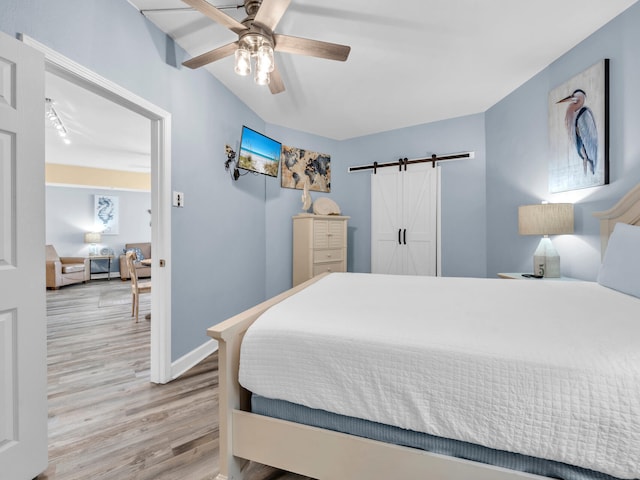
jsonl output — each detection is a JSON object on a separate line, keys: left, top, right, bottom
{"left": 84, "top": 232, "right": 101, "bottom": 244}
{"left": 518, "top": 203, "right": 574, "bottom": 236}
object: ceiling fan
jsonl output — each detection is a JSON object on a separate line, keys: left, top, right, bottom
{"left": 181, "top": 0, "right": 351, "bottom": 94}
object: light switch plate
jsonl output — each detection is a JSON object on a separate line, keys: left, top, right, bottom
{"left": 173, "top": 191, "right": 184, "bottom": 207}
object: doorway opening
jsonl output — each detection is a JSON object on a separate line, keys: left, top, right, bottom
{"left": 24, "top": 35, "right": 173, "bottom": 384}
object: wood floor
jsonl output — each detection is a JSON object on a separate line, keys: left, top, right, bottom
{"left": 40, "top": 279, "right": 312, "bottom": 480}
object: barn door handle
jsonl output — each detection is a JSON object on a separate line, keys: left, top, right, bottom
{"left": 398, "top": 229, "right": 401, "bottom": 245}
{"left": 403, "top": 229, "right": 407, "bottom": 245}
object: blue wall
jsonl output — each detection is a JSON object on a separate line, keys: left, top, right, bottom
{"left": 337, "top": 115, "right": 487, "bottom": 279}
{"left": 0, "top": 0, "right": 267, "bottom": 360}
{"left": 46, "top": 186, "right": 151, "bottom": 274}
{"left": 264, "top": 113, "right": 486, "bottom": 298}
{"left": 486, "top": 1, "right": 640, "bottom": 280}
{"left": 5, "top": 0, "right": 640, "bottom": 363}
{"left": 263, "top": 125, "right": 340, "bottom": 298}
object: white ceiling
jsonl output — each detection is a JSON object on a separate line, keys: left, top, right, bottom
{"left": 128, "top": 0, "right": 638, "bottom": 140}
{"left": 45, "top": 71, "right": 151, "bottom": 173}
{"left": 46, "top": 0, "right": 637, "bottom": 171}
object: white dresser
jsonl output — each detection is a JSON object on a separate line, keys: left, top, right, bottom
{"left": 292, "top": 214, "right": 349, "bottom": 286}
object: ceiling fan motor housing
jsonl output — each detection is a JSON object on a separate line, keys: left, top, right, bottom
{"left": 239, "top": 24, "right": 274, "bottom": 51}
{"left": 244, "top": 0, "right": 262, "bottom": 17}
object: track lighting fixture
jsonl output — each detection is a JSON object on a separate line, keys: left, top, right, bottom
{"left": 45, "top": 98, "right": 71, "bottom": 145}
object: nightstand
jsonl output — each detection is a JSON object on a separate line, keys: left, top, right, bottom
{"left": 498, "top": 272, "right": 576, "bottom": 281}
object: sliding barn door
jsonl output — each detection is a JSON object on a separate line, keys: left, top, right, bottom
{"left": 371, "top": 169, "right": 403, "bottom": 274}
{"left": 0, "top": 32, "right": 47, "bottom": 479}
{"left": 403, "top": 165, "right": 438, "bottom": 275}
{"left": 371, "top": 164, "right": 438, "bottom": 275}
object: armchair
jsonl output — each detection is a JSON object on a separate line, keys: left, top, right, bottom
{"left": 45, "top": 245, "right": 90, "bottom": 289}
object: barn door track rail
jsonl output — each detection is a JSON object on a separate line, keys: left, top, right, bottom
{"left": 348, "top": 151, "right": 475, "bottom": 174}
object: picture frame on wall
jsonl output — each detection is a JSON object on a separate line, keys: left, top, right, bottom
{"left": 280, "top": 145, "right": 331, "bottom": 193}
{"left": 95, "top": 195, "right": 119, "bottom": 235}
{"left": 548, "top": 59, "right": 609, "bottom": 193}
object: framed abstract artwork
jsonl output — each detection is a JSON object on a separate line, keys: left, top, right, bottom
{"left": 548, "top": 59, "right": 609, "bottom": 193}
{"left": 280, "top": 145, "right": 331, "bottom": 192}
{"left": 95, "top": 195, "right": 119, "bottom": 235}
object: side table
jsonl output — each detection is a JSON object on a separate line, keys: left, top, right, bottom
{"left": 498, "top": 272, "right": 576, "bottom": 281}
{"left": 88, "top": 255, "right": 115, "bottom": 280}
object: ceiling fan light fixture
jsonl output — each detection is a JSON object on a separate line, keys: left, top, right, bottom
{"left": 255, "top": 69, "right": 270, "bottom": 86}
{"left": 256, "top": 44, "right": 274, "bottom": 73}
{"left": 234, "top": 47, "right": 251, "bottom": 76}
{"left": 181, "top": 0, "right": 351, "bottom": 94}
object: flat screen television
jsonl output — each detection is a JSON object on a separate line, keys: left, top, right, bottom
{"left": 238, "top": 126, "right": 282, "bottom": 177}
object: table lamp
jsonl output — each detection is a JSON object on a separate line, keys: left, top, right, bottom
{"left": 518, "top": 203, "right": 574, "bottom": 277}
{"left": 84, "top": 232, "right": 101, "bottom": 255}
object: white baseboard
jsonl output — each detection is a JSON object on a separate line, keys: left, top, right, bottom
{"left": 171, "top": 338, "right": 218, "bottom": 381}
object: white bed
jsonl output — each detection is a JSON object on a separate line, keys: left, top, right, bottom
{"left": 240, "top": 273, "right": 640, "bottom": 479}
{"left": 208, "top": 183, "right": 640, "bottom": 480}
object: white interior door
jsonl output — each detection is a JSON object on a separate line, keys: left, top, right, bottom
{"left": 371, "top": 169, "right": 402, "bottom": 274}
{"left": 402, "top": 165, "right": 438, "bottom": 275}
{"left": 0, "top": 32, "right": 48, "bottom": 478}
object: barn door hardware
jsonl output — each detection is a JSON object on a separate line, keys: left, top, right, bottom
{"left": 348, "top": 151, "right": 474, "bottom": 173}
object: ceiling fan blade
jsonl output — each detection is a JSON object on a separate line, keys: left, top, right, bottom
{"left": 183, "top": 41, "right": 238, "bottom": 69}
{"left": 181, "top": 0, "right": 248, "bottom": 34}
{"left": 274, "top": 34, "right": 350, "bottom": 62}
{"left": 253, "top": 0, "right": 292, "bottom": 32}
{"left": 269, "top": 66, "right": 285, "bottom": 94}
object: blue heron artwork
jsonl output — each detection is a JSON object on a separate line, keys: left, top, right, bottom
{"left": 548, "top": 59, "right": 609, "bottom": 193}
{"left": 557, "top": 89, "right": 597, "bottom": 175}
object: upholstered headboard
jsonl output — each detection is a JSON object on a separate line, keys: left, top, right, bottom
{"left": 593, "top": 183, "right": 640, "bottom": 257}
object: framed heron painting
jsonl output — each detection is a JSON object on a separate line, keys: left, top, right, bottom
{"left": 548, "top": 59, "right": 609, "bottom": 193}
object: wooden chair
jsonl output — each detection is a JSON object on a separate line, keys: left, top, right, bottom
{"left": 126, "top": 251, "right": 151, "bottom": 322}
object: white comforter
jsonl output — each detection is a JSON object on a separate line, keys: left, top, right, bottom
{"left": 239, "top": 273, "right": 640, "bottom": 479}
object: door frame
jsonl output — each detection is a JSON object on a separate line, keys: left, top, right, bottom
{"left": 21, "top": 35, "right": 173, "bottom": 384}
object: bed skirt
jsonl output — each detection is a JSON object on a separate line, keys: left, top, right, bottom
{"left": 252, "top": 395, "right": 626, "bottom": 480}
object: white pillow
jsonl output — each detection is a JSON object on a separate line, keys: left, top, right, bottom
{"left": 597, "top": 222, "right": 640, "bottom": 298}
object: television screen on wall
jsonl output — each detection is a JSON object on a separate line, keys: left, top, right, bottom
{"left": 238, "top": 126, "right": 282, "bottom": 177}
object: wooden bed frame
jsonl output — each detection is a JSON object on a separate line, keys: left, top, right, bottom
{"left": 207, "top": 184, "right": 640, "bottom": 480}
{"left": 593, "top": 182, "right": 640, "bottom": 257}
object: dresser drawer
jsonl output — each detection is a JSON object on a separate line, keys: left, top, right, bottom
{"left": 313, "top": 249, "right": 343, "bottom": 263}
{"left": 313, "top": 261, "right": 345, "bottom": 276}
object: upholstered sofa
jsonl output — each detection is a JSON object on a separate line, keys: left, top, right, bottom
{"left": 119, "top": 242, "right": 151, "bottom": 280}
{"left": 45, "top": 245, "right": 90, "bottom": 289}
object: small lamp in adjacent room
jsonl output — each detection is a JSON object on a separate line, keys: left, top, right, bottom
{"left": 84, "top": 232, "right": 101, "bottom": 256}
{"left": 518, "top": 203, "right": 574, "bottom": 277}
